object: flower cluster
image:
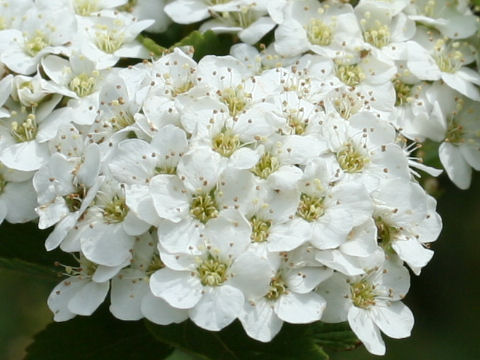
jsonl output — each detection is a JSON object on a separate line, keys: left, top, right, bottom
{"left": 0, "top": 0, "right": 478, "bottom": 356}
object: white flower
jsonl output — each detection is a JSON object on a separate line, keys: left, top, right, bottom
{"left": 77, "top": 11, "right": 153, "bottom": 68}
{"left": 110, "top": 231, "right": 188, "bottom": 324}
{"left": 48, "top": 254, "right": 118, "bottom": 321}
{"left": 164, "top": 0, "right": 238, "bottom": 24}
{"left": 120, "top": 0, "right": 171, "bottom": 33}
{"left": 150, "top": 209, "right": 272, "bottom": 331}
{"left": 318, "top": 260, "right": 413, "bottom": 355}
{"left": 199, "top": 0, "right": 276, "bottom": 45}
{"left": 372, "top": 178, "right": 442, "bottom": 274}
{"left": 407, "top": 27, "right": 480, "bottom": 100}
{"left": 0, "top": 163, "right": 37, "bottom": 224}
{"left": 0, "top": 5, "right": 76, "bottom": 74}
{"left": 76, "top": 179, "right": 148, "bottom": 267}
{"left": 320, "top": 113, "right": 410, "bottom": 192}
{"left": 355, "top": 1, "right": 416, "bottom": 60}
{"left": 274, "top": 0, "right": 363, "bottom": 58}
{"left": 0, "top": 94, "right": 62, "bottom": 171}
{"left": 240, "top": 251, "right": 332, "bottom": 342}
{"left": 438, "top": 96, "right": 480, "bottom": 189}
{"left": 405, "top": 0, "right": 478, "bottom": 39}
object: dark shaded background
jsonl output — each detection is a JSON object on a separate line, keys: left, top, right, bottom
{"left": 1, "top": 173, "right": 479, "bottom": 360}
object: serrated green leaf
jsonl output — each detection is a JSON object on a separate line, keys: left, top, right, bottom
{"left": 26, "top": 305, "right": 173, "bottom": 360}
{"left": 146, "top": 320, "right": 358, "bottom": 360}
{"left": 0, "top": 256, "right": 59, "bottom": 283}
{"left": 308, "top": 322, "right": 361, "bottom": 352}
{"left": 0, "top": 221, "right": 71, "bottom": 266}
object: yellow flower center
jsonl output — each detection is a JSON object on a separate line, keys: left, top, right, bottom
{"left": 74, "top": 0, "right": 100, "bottom": 15}
{"left": 335, "top": 63, "right": 365, "bottom": 87}
{"left": 10, "top": 114, "right": 38, "bottom": 143}
{"left": 250, "top": 216, "right": 272, "bottom": 243}
{"left": 351, "top": 280, "right": 376, "bottom": 309}
{"left": 336, "top": 142, "right": 369, "bottom": 173}
{"left": 265, "top": 274, "right": 288, "bottom": 301}
{"left": 297, "top": 193, "right": 325, "bottom": 222}
{"left": 190, "top": 190, "right": 219, "bottom": 224}
{"left": 306, "top": 18, "right": 333, "bottom": 46}
{"left": 212, "top": 128, "right": 241, "bottom": 157}
{"left": 24, "top": 30, "right": 49, "bottom": 57}
{"left": 251, "top": 152, "right": 279, "bottom": 179}
{"left": 197, "top": 255, "right": 229, "bottom": 287}
{"left": 102, "top": 194, "right": 129, "bottom": 223}
{"left": 69, "top": 72, "right": 99, "bottom": 97}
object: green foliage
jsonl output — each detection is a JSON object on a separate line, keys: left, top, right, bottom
{"left": 172, "top": 30, "right": 232, "bottom": 61}
{"left": 25, "top": 306, "right": 174, "bottom": 360}
{"left": 139, "top": 30, "right": 233, "bottom": 61}
{"left": 147, "top": 320, "right": 359, "bottom": 360}
{"left": 0, "top": 221, "right": 71, "bottom": 267}
{"left": 0, "top": 257, "right": 58, "bottom": 284}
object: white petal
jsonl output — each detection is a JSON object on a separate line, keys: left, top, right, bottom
{"left": 110, "top": 269, "right": 148, "bottom": 320}
{"left": 3, "top": 181, "right": 38, "bottom": 223}
{"left": 317, "top": 273, "right": 350, "bottom": 323}
{"left": 239, "top": 298, "right": 283, "bottom": 342}
{"left": 189, "top": 285, "right": 244, "bottom": 331}
{"left": 164, "top": 0, "right": 210, "bottom": 23}
{"left": 125, "top": 184, "right": 162, "bottom": 226}
{"left": 285, "top": 267, "right": 333, "bottom": 294}
{"left": 229, "top": 251, "right": 273, "bottom": 298}
{"left": 348, "top": 307, "right": 385, "bottom": 355}
{"left": 0, "top": 141, "right": 49, "bottom": 171}
{"left": 392, "top": 238, "right": 433, "bottom": 274}
{"left": 81, "top": 223, "right": 134, "bottom": 267}
{"left": 149, "top": 268, "right": 202, "bottom": 309}
{"left": 157, "top": 218, "right": 201, "bottom": 254}
{"left": 205, "top": 209, "right": 251, "bottom": 259}
{"left": 276, "top": 292, "right": 326, "bottom": 324}
{"left": 239, "top": 17, "right": 276, "bottom": 45}
{"left": 315, "top": 250, "right": 365, "bottom": 276}
{"left": 122, "top": 211, "right": 150, "bottom": 236}
{"left": 47, "top": 278, "right": 86, "bottom": 321}
{"left": 67, "top": 281, "right": 109, "bottom": 316}
{"left": 439, "top": 142, "right": 472, "bottom": 189}
{"left": 141, "top": 291, "right": 189, "bottom": 325}
{"left": 372, "top": 302, "right": 414, "bottom": 339}
{"left": 442, "top": 72, "right": 480, "bottom": 101}
{"left": 459, "top": 144, "right": 480, "bottom": 171}
{"left": 150, "top": 175, "right": 189, "bottom": 222}
{"left": 268, "top": 218, "right": 311, "bottom": 252}
{"left": 109, "top": 139, "right": 156, "bottom": 184}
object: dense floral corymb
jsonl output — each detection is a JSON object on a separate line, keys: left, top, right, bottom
{"left": 0, "top": 0, "right": 478, "bottom": 357}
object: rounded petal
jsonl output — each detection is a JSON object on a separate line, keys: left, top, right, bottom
{"left": 110, "top": 269, "right": 148, "bottom": 321}
{"left": 189, "top": 285, "right": 244, "bottom": 331}
{"left": 141, "top": 291, "right": 189, "bottom": 325}
{"left": 276, "top": 292, "right": 326, "bottom": 324}
{"left": 348, "top": 306, "right": 385, "bottom": 355}
{"left": 372, "top": 302, "right": 414, "bottom": 339}
{"left": 67, "top": 281, "right": 109, "bottom": 316}
{"left": 239, "top": 298, "right": 283, "bottom": 342}
{"left": 149, "top": 268, "right": 202, "bottom": 309}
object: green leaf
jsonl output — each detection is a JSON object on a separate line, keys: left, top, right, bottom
{"left": 172, "top": 30, "right": 232, "bottom": 61}
{"left": 0, "top": 221, "right": 72, "bottom": 266}
{"left": 0, "top": 257, "right": 59, "bottom": 284}
{"left": 146, "top": 320, "right": 359, "bottom": 360}
{"left": 138, "top": 29, "right": 233, "bottom": 61}
{"left": 26, "top": 305, "right": 174, "bottom": 360}
{"left": 138, "top": 34, "right": 168, "bottom": 56}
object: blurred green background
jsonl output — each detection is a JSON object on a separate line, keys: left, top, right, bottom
{"left": 1, "top": 173, "right": 479, "bottom": 360}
